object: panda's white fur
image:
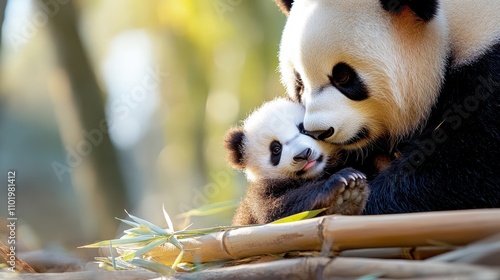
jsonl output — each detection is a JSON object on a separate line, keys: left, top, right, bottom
{"left": 230, "top": 98, "right": 338, "bottom": 182}
{"left": 442, "top": 0, "right": 500, "bottom": 66}
{"left": 278, "top": 0, "right": 496, "bottom": 148}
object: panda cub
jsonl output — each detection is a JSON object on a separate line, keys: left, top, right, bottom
{"left": 224, "top": 98, "right": 368, "bottom": 225}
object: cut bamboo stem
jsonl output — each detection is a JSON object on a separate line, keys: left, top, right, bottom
{"left": 154, "top": 257, "right": 499, "bottom": 280}
{"left": 148, "top": 209, "right": 500, "bottom": 265}
{"left": 338, "top": 246, "right": 451, "bottom": 260}
{"left": 0, "top": 271, "right": 158, "bottom": 280}
{"left": 427, "top": 233, "right": 500, "bottom": 265}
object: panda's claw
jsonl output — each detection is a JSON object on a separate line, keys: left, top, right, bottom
{"left": 339, "top": 178, "right": 348, "bottom": 186}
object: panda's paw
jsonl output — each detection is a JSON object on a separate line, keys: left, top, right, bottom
{"left": 323, "top": 168, "right": 369, "bottom": 215}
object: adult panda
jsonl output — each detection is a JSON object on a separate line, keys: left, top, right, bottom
{"left": 275, "top": 0, "right": 500, "bottom": 214}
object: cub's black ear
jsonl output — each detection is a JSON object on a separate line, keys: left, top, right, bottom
{"left": 224, "top": 128, "right": 246, "bottom": 170}
{"left": 380, "top": 0, "right": 439, "bottom": 22}
{"left": 275, "top": 0, "right": 294, "bottom": 15}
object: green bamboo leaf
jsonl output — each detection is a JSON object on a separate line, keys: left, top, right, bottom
{"left": 125, "top": 210, "right": 170, "bottom": 235}
{"left": 180, "top": 223, "right": 193, "bottom": 231}
{"left": 129, "top": 258, "right": 175, "bottom": 276}
{"left": 120, "top": 233, "right": 141, "bottom": 239}
{"left": 124, "top": 227, "right": 155, "bottom": 236}
{"left": 80, "top": 235, "right": 156, "bottom": 248}
{"left": 115, "top": 217, "right": 140, "bottom": 228}
{"left": 163, "top": 204, "right": 175, "bottom": 232}
{"left": 177, "top": 200, "right": 238, "bottom": 218}
{"left": 271, "top": 208, "right": 327, "bottom": 224}
{"left": 109, "top": 241, "right": 117, "bottom": 271}
{"left": 175, "top": 224, "right": 251, "bottom": 237}
{"left": 175, "top": 262, "right": 195, "bottom": 272}
{"left": 95, "top": 257, "right": 133, "bottom": 271}
{"left": 122, "top": 237, "right": 170, "bottom": 261}
{"left": 169, "top": 235, "right": 184, "bottom": 251}
{"left": 172, "top": 250, "right": 185, "bottom": 269}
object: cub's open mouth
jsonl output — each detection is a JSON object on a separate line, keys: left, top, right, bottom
{"left": 299, "top": 155, "right": 324, "bottom": 172}
{"left": 302, "top": 160, "right": 316, "bottom": 171}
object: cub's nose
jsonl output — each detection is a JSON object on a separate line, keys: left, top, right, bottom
{"left": 293, "top": 148, "right": 312, "bottom": 162}
{"left": 306, "top": 127, "right": 334, "bottom": 140}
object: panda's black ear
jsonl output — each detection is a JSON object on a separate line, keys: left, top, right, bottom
{"left": 380, "top": 0, "right": 439, "bottom": 22}
{"left": 224, "top": 128, "right": 246, "bottom": 170}
{"left": 275, "top": 0, "right": 294, "bottom": 16}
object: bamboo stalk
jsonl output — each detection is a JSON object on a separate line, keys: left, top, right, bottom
{"left": 154, "top": 257, "right": 498, "bottom": 280}
{"left": 148, "top": 209, "right": 500, "bottom": 265}
{"left": 338, "top": 247, "right": 451, "bottom": 260}
{"left": 0, "top": 271, "right": 158, "bottom": 280}
{"left": 427, "top": 233, "right": 500, "bottom": 265}
{"left": 3, "top": 257, "right": 498, "bottom": 280}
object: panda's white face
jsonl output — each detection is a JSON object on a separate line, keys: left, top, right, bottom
{"left": 279, "top": 0, "right": 449, "bottom": 149}
{"left": 242, "top": 99, "right": 338, "bottom": 181}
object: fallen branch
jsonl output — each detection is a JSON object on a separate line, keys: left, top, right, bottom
{"left": 0, "top": 241, "right": 36, "bottom": 273}
{"left": 147, "top": 209, "right": 500, "bottom": 265}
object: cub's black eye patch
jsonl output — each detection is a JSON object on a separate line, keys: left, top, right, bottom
{"left": 294, "top": 70, "right": 304, "bottom": 103}
{"left": 270, "top": 140, "right": 282, "bottom": 166}
{"left": 329, "top": 63, "right": 369, "bottom": 101}
{"left": 297, "top": 123, "right": 305, "bottom": 134}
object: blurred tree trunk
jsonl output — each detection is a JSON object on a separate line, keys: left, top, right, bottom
{"left": 0, "top": 0, "right": 8, "bottom": 114}
{"left": 39, "top": 0, "right": 128, "bottom": 237}
{"left": 0, "top": 0, "right": 7, "bottom": 52}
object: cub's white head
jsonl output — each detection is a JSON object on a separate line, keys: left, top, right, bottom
{"left": 224, "top": 98, "right": 338, "bottom": 182}
{"left": 277, "top": 0, "right": 449, "bottom": 149}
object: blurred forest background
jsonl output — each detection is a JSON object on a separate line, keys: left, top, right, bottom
{"left": 0, "top": 0, "right": 286, "bottom": 260}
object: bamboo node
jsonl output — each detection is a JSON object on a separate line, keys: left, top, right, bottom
{"left": 221, "top": 229, "right": 237, "bottom": 260}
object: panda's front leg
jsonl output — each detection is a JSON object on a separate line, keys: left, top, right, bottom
{"left": 320, "top": 168, "right": 370, "bottom": 215}
{"left": 277, "top": 168, "right": 369, "bottom": 219}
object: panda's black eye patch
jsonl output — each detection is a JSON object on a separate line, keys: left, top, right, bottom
{"left": 297, "top": 123, "right": 305, "bottom": 134}
{"left": 270, "top": 140, "right": 282, "bottom": 166}
{"left": 329, "top": 63, "right": 369, "bottom": 101}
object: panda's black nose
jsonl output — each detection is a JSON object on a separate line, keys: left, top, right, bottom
{"left": 293, "top": 148, "right": 312, "bottom": 162}
{"left": 307, "top": 127, "right": 334, "bottom": 140}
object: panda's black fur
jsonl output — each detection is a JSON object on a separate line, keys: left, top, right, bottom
{"left": 275, "top": 0, "right": 500, "bottom": 214}
{"left": 380, "top": 0, "right": 439, "bottom": 22}
{"left": 230, "top": 167, "right": 368, "bottom": 225}
{"left": 367, "top": 42, "right": 500, "bottom": 214}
